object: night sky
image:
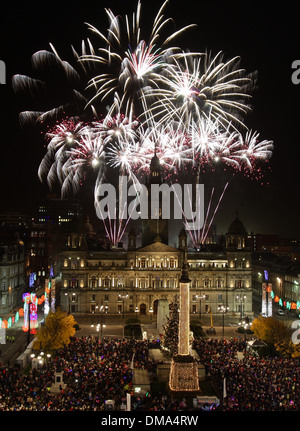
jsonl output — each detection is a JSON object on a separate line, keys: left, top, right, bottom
{"left": 0, "top": 0, "right": 299, "bottom": 238}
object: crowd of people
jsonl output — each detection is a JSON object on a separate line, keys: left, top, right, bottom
{"left": 193, "top": 338, "right": 300, "bottom": 411}
{"left": 0, "top": 335, "right": 299, "bottom": 411}
{"left": 0, "top": 337, "right": 158, "bottom": 411}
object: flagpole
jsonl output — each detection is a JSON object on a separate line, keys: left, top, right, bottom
{"left": 223, "top": 377, "right": 227, "bottom": 406}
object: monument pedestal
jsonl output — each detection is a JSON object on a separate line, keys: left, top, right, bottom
{"left": 50, "top": 372, "right": 67, "bottom": 394}
{"left": 169, "top": 354, "right": 200, "bottom": 393}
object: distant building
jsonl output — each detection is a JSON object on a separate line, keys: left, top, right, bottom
{"left": 37, "top": 194, "right": 83, "bottom": 227}
{"left": 25, "top": 196, "right": 84, "bottom": 291}
{"left": 0, "top": 240, "right": 25, "bottom": 314}
{"left": 53, "top": 213, "right": 253, "bottom": 321}
{"left": 248, "top": 233, "right": 300, "bottom": 261}
{"left": 0, "top": 212, "right": 31, "bottom": 228}
{"left": 252, "top": 251, "right": 300, "bottom": 316}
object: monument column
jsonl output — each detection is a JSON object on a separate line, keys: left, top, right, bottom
{"left": 169, "top": 252, "right": 200, "bottom": 393}
{"left": 178, "top": 261, "right": 190, "bottom": 356}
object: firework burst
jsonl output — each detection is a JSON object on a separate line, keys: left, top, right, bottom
{"left": 147, "top": 50, "right": 255, "bottom": 131}
{"left": 14, "top": 0, "right": 274, "bottom": 249}
{"left": 38, "top": 119, "right": 90, "bottom": 190}
{"left": 81, "top": 0, "right": 196, "bottom": 117}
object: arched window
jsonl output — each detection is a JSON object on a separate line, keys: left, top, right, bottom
{"left": 140, "top": 277, "right": 147, "bottom": 288}
{"left": 90, "top": 276, "right": 97, "bottom": 288}
{"left": 203, "top": 277, "right": 211, "bottom": 288}
{"left": 216, "top": 276, "right": 223, "bottom": 288}
{"left": 104, "top": 276, "right": 110, "bottom": 288}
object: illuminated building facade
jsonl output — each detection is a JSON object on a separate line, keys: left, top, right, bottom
{"left": 0, "top": 241, "right": 25, "bottom": 314}
{"left": 55, "top": 215, "right": 253, "bottom": 321}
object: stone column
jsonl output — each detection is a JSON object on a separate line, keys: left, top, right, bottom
{"left": 178, "top": 270, "right": 190, "bottom": 355}
{"left": 169, "top": 253, "right": 200, "bottom": 393}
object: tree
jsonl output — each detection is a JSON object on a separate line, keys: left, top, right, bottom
{"left": 161, "top": 296, "right": 179, "bottom": 357}
{"left": 33, "top": 308, "right": 77, "bottom": 353}
{"left": 251, "top": 315, "right": 290, "bottom": 345}
{"left": 251, "top": 315, "right": 294, "bottom": 356}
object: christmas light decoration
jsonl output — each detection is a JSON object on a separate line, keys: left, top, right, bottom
{"left": 169, "top": 252, "right": 200, "bottom": 393}
{"left": 22, "top": 292, "right": 46, "bottom": 333}
{"left": 262, "top": 283, "right": 272, "bottom": 317}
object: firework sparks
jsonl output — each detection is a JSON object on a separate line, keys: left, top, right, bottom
{"left": 81, "top": 0, "right": 196, "bottom": 116}
{"left": 38, "top": 119, "right": 90, "bottom": 190}
{"left": 12, "top": 46, "right": 90, "bottom": 127}
{"left": 15, "top": 0, "right": 274, "bottom": 249}
{"left": 147, "top": 50, "right": 255, "bottom": 131}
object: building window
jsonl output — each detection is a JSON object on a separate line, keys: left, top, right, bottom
{"left": 167, "top": 278, "right": 175, "bottom": 288}
{"left": 69, "top": 278, "right": 78, "bottom": 288}
{"left": 104, "top": 277, "right": 110, "bottom": 288}
{"left": 203, "top": 277, "right": 211, "bottom": 288}
{"left": 71, "top": 259, "right": 78, "bottom": 269}
{"left": 216, "top": 277, "right": 223, "bottom": 288}
{"left": 104, "top": 295, "right": 109, "bottom": 302}
{"left": 90, "top": 276, "right": 97, "bottom": 288}
{"left": 91, "top": 294, "right": 96, "bottom": 302}
{"left": 140, "top": 278, "right": 147, "bottom": 288}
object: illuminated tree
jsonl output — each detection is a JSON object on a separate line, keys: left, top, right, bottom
{"left": 33, "top": 308, "right": 77, "bottom": 353}
{"left": 161, "top": 295, "right": 179, "bottom": 357}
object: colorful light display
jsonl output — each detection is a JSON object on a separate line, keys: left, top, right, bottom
{"left": 12, "top": 0, "right": 274, "bottom": 250}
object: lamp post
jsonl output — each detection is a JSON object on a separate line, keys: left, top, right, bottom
{"left": 218, "top": 304, "right": 229, "bottom": 338}
{"left": 236, "top": 294, "right": 247, "bottom": 320}
{"left": 99, "top": 305, "right": 107, "bottom": 338}
{"left": 238, "top": 316, "right": 249, "bottom": 351}
{"left": 91, "top": 305, "right": 107, "bottom": 340}
{"left": 118, "top": 292, "right": 129, "bottom": 319}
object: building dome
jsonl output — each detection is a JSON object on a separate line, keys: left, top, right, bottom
{"left": 228, "top": 214, "right": 247, "bottom": 235}
{"left": 226, "top": 213, "right": 247, "bottom": 250}
{"left": 150, "top": 154, "right": 161, "bottom": 172}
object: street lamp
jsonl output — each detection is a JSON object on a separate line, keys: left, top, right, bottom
{"left": 236, "top": 294, "right": 247, "bottom": 320}
{"left": 118, "top": 292, "right": 129, "bottom": 319}
{"left": 218, "top": 304, "right": 229, "bottom": 338}
{"left": 238, "top": 316, "right": 250, "bottom": 351}
{"left": 91, "top": 305, "right": 107, "bottom": 340}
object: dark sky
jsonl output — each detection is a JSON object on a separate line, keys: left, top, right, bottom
{"left": 0, "top": 0, "right": 299, "bottom": 238}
